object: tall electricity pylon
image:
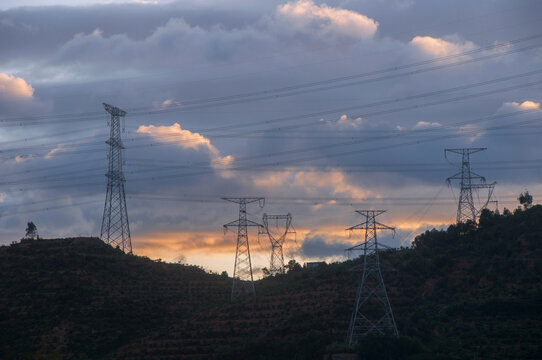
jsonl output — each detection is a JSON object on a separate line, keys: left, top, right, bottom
{"left": 346, "top": 210, "right": 398, "bottom": 344}
{"left": 260, "top": 213, "right": 294, "bottom": 275}
{"left": 445, "top": 148, "right": 496, "bottom": 223}
{"left": 223, "top": 197, "right": 264, "bottom": 300}
{"left": 100, "top": 103, "right": 132, "bottom": 254}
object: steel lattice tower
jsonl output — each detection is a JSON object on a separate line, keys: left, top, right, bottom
{"left": 223, "top": 197, "right": 264, "bottom": 300}
{"left": 260, "top": 213, "right": 294, "bottom": 275}
{"left": 100, "top": 103, "right": 132, "bottom": 254}
{"left": 445, "top": 148, "right": 496, "bottom": 223}
{"left": 346, "top": 210, "right": 398, "bottom": 344}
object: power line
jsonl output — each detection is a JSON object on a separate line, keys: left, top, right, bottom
{"left": 1, "top": 113, "right": 540, "bottom": 194}
{"left": 0, "top": 199, "right": 102, "bottom": 218}
{"left": 0, "top": 191, "right": 532, "bottom": 220}
{"left": 2, "top": 32, "right": 542, "bottom": 125}
{"left": 122, "top": 41, "right": 542, "bottom": 111}
{"left": 2, "top": 122, "right": 540, "bottom": 193}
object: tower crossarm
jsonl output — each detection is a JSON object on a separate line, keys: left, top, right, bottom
{"left": 446, "top": 171, "right": 462, "bottom": 182}
{"left": 469, "top": 182, "right": 496, "bottom": 189}
{"left": 447, "top": 172, "right": 485, "bottom": 182}
{"left": 262, "top": 213, "right": 293, "bottom": 239}
{"left": 263, "top": 214, "right": 292, "bottom": 220}
{"left": 473, "top": 182, "right": 497, "bottom": 211}
{"left": 346, "top": 222, "right": 395, "bottom": 232}
{"left": 469, "top": 171, "right": 486, "bottom": 182}
{"left": 356, "top": 209, "right": 385, "bottom": 217}
{"left": 103, "top": 102, "right": 127, "bottom": 117}
{"left": 445, "top": 147, "right": 486, "bottom": 156}
{"left": 346, "top": 240, "right": 394, "bottom": 253}
{"left": 223, "top": 219, "right": 263, "bottom": 229}
{"left": 222, "top": 197, "right": 264, "bottom": 205}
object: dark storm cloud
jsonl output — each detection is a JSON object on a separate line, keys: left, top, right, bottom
{"left": 296, "top": 229, "right": 411, "bottom": 259}
{"left": 297, "top": 234, "right": 351, "bottom": 258}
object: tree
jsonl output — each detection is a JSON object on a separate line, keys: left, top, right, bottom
{"left": 286, "top": 259, "right": 302, "bottom": 273}
{"left": 24, "top": 221, "right": 38, "bottom": 240}
{"left": 518, "top": 191, "right": 533, "bottom": 210}
{"left": 174, "top": 254, "right": 187, "bottom": 264}
{"left": 261, "top": 267, "right": 270, "bottom": 277}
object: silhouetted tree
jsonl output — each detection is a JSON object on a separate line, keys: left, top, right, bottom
{"left": 174, "top": 254, "right": 187, "bottom": 264}
{"left": 286, "top": 259, "right": 302, "bottom": 273}
{"left": 518, "top": 191, "right": 533, "bottom": 209}
{"left": 24, "top": 221, "right": 38, "bottom": 240}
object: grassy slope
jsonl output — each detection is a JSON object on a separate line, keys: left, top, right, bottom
{"left": 1, "top": 206, "right": 541, "bottom": 360}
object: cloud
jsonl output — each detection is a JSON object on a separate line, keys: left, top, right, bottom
{"left": 415, "top": 121, "right": 441, "bottom": 128}
{"left": 0, "top": 73, "right": 34, "bottom": 101}
{"left": 293, "top": 169, "right": 370, "bottom": 199}
{"left": 133, "top": 229, "right": 248, "bottom": 260}
{"left": 1, "top": 0, "right": 541, "bottom": 273}
{"left": 14, "top": 154, "right": 34, "bottom": 163}
{"left": 458, "top": 124, "right": 485, "bottom": 143}
{"left": 154, "top": 98, "right": 181, "bottom": 109}
{"left": 276, "top": 0, "right": 378, "bottom": 40}
{"left": 52, "top": 17, "right": 275, "bottom": 75}
{"left": 130, "top": 0, "right": 161, "bottom": 4}
{"left": 502, "top": 100, "right": 541, "bottom": 111}
{"left": 324, "top": 114, "right": 364, "bottom": 129}
{"left": 311, "top": 199, "right": 336, "bottom": 211}
{"left": 410, "top": 35, "right": 475, "bottom": 57}
{"left": 45, "top": 144, "right": 66, "bottom": 159}
{"left": 297, "top": 233, "right": 350, "bottom": 258}
{"left": 136, "top": 123, "right": 234, "bottom": 169}
{"left": 253, "top": 170, "right": 293, "bottom": 188}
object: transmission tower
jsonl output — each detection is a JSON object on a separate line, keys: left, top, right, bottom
{"left": 100, "top": 103, "right": 132, "bottom": 254}
{"left": 346, "top": 210, "right": 398, "bottom": 344}
{"left": 260, "top": 213, "right": 294, "bottom": 275}
{"left": 223, "top": 197, "right": 265, "bottom": 300}
{"left": 445, "top": 148, "right": 496, "bottom": 223}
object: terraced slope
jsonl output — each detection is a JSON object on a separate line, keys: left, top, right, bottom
{"left": 1, "top": 206, "right": 541, "bottom": 359}
{"left": 0, "top": 238, "right": 229, "bottom": 359}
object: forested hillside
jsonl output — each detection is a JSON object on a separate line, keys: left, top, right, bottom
{"left": 1, "top": 206, "right": 541, "bottom": 359}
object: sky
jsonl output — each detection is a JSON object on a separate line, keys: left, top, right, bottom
{"left": 0, "top": 0, "right": 541, "bottom": 275}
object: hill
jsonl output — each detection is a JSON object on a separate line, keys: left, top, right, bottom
{"left": 1, "top": 206, "right": 541, "bottom": 359}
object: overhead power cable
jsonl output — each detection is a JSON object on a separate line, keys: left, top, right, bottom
{"left": 1, "top": 32, "right": 541, "bottom": 125}
{"left": 1, "top": 70, "right": 540, "bottom": 159}
{"left": 2, "top": 115, "right": 539, "bottom": 193}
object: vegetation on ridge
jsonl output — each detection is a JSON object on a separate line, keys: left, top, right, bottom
{"left": 0, "top": 204, "right": 541, "bottom": 359}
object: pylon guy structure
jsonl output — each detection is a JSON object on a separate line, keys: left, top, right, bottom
{"left": 346, "top": 210, "right": 398, "bottom": 344}
{"left": 101, "top": 103, "right": 132, "bottom": 254}
{"left": 260, "top": 213, "right": 294, "bottom": 275}
{"left": 223, "top": 197, "right": 264, "bottom": 300}
{"left": 445, "top": 148, "right": 496, "bottom": 223}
